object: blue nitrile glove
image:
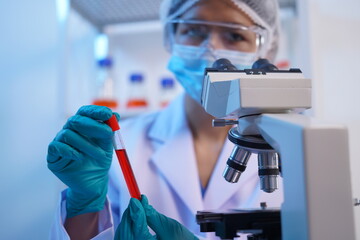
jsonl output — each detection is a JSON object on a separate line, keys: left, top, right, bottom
{"left": 114, "top": 198, "right": 154, "bottom": 240}
{"left": 141, "top": 195, "right": 199, "bottom": 240}
{"left": 115, "top": 195, "right": 198, "bottom": 240}
{"left": 47, "top": 105, "right": 119, "bottom": 218}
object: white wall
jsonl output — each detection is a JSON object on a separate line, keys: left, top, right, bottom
{"left": 0, "top": 1, "right": 60, "bottom": 239}
{"left": 0, "top": 1, "right": 97, "bottom": 239}
{"left": 296, "top": 0, "right": 360, "bottom": 238}
{"left": 60, "top": 8, "right": 99, "bottom": 117}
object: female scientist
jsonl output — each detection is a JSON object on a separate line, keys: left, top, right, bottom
{"left": 47, "top": 0, "right": 283, "bottom": 239}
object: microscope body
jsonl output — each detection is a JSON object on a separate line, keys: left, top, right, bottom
{"left": 199, "top": 61, "right": 356, "bottom": 240}
{"left": 255, "top": 113, "right": 354, "bottom": 240}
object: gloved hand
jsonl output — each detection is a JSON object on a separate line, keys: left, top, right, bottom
{"left": 47, "top": 105, "right": 118, "bottom": 218}
{"left": 115, "top": 198, "right": 154, "bottom": 240}
{"left": 115, "top": 195, "right": 199, "bottom": 240}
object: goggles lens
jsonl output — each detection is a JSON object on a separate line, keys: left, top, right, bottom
{"left": 168, "top": 19, "right": 265, "bottom": 53}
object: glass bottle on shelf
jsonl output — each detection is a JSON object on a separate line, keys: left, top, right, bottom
{"left": 159, "top": 77, "right": 175, "bottom": 108}
{"left": 126, "top": 73, "right": 148, "bottom": 109}
{"left": 92, "top": 57, "right": 118, "bottom": 109}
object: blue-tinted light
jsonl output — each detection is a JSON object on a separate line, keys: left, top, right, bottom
{"left": 56, "top": 0, "right": 69, "bottom": 23}
{"left": 94, "top": 34, "right": 109, "bottom": 60}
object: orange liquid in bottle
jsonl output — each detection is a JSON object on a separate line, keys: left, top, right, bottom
{"left": 92, "top": 99, "right": 118, "bottom": 109}
{"left": 126, "top": 99, "right": 148, "bottom": 108}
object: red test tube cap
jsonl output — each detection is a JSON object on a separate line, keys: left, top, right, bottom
{"left": 105, "top": 114, "right": 120, "bottom": 131}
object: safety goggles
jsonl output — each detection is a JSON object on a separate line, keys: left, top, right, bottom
{"left": 167, "top": 19, "right": 266, "bottom": 53}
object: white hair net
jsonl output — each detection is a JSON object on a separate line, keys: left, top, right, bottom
{"left": 160, "top": 0, "right": 280, "bottom": 61}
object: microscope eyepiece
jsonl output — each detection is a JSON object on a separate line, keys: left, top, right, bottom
{"left": 212, "top": 58, "right": 278, "bottom": 72}
{"left": 251, "top": 58, "right": 278, "bottom": 71}
{"left": 212, "top": 58, "right": 238, "bottom": 71}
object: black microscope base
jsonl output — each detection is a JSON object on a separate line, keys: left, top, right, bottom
{"left": 196, "top": 208, "right": 281, "bottom": 240}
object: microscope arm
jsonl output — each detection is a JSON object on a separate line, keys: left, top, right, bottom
{"left": 256, "top": 113, "right": 355, "bottom": 240}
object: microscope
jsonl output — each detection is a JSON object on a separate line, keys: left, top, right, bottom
{"left": 196, "top": 59, "right": 356, "bottom": 240}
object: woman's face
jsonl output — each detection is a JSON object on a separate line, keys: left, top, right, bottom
{"left": 174, "top": 0, "right": 258, "bottom": 52}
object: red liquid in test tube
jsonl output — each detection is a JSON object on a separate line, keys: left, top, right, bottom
{"left": 105, "top": 115, "right": 141, "bottom": 200}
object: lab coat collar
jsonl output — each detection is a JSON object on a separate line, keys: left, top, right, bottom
{"left": 202, "top": 138, "right": 253, "bottom": 209}
{"left": 148, "top": 93, "right": 255, "bottom": 212}
{"left": 148, "top": 93, "right": 187, "bottom": 143}
{"left": 148, "top": 93, "right": 204, "bottom": 214}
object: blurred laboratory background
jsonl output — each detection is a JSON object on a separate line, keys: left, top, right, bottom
{"left": 0, "top": 0, "right": 359, "bottom": 239}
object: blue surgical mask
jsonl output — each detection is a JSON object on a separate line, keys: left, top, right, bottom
{"left": 168, "top": 44, "right": 258, "bottom": 103}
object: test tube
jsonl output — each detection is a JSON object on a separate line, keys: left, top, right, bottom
{"left": 105, "top": 114, "right": 141, "bottom": 200}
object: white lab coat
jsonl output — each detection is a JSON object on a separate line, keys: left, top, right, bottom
{"left": 50, "top": 93, "right": 283, "bottom": 239}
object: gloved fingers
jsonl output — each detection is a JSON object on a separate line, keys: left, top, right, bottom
{"left": 76, "top": 105, "right": 113, "bottom": 121}
{"left": 47, "top": 141, "right": 83, "bottom": 172}
{"left": 113, "top": 112, "right": 120, "bottom": 121}
{"left": 140, "top": 195, "right": 169, "bottom": 233}
{"left": 63, "top": 115, "right": 113, "bottom": 139}
{"left": 140, "top": 195, "right": 158, "bottom": 219}
{"left": 140, "top": 195, "right": 199, "bottom": 240}
{"left": 116, "top": 198, "right": 154, "bottom": 240}
{"left": 116, "top": 208, "right": 131, "bottom": 239}
{"left": 129, "top": 198, "right": 155, "bottom": 239}
{"left": 54, "top": 129, "right": 109, "bottom": 160}
{"left": 140, "top": 194, "right": 150, "bottom": 209}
